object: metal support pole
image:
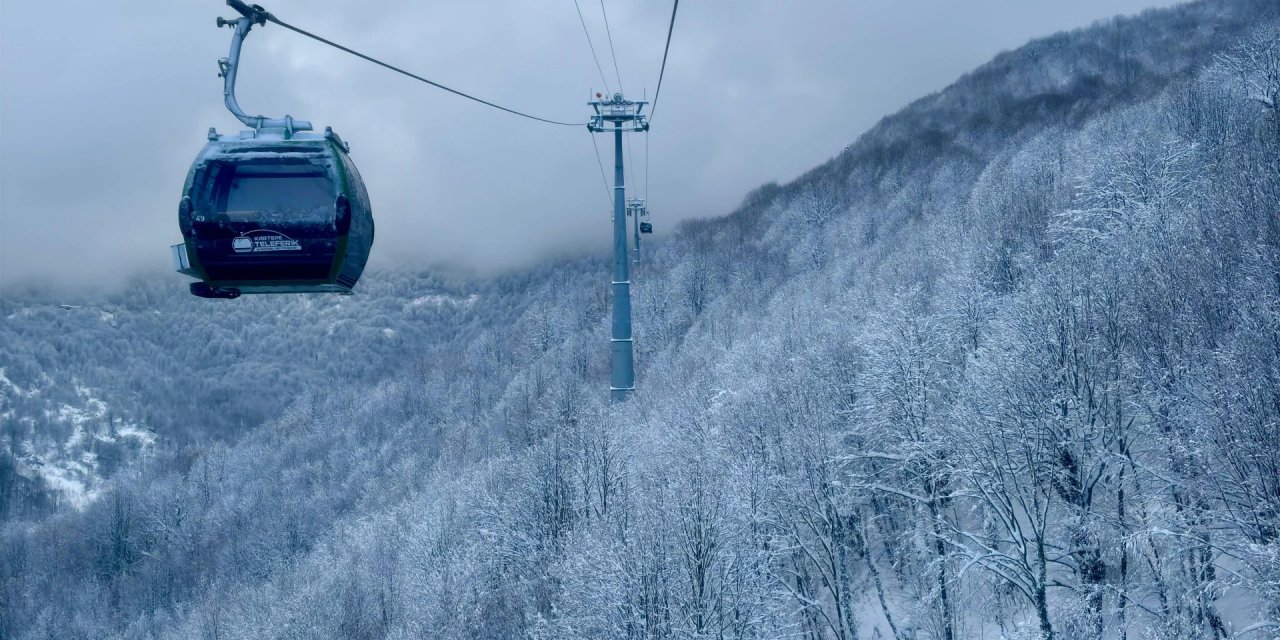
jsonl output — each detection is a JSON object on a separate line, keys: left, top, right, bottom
{"left": 589, "top": 92, "right": 646, "bottom": 402}
{"left": 610, "top": 122, "right": 635, "bottom": 401}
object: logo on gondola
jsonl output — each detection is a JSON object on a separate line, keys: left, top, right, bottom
{"left": 233, "top": 229, "right": 301, "bottom": 253}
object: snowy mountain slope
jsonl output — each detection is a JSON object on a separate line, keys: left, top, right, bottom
{"left": 4, "top": 372, "right": 154, "bottom": 511}
{"left": 0, "top": 271, "right": 512, "bottom": 520}
{"left": 3, "top": 1, "right": 1280, "bottom": 638}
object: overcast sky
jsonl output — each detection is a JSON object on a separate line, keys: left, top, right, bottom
{"left": 0, "top": 0, "right": 1183, "bottom": 291}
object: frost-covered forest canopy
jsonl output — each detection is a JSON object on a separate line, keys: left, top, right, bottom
{"left": 3, "top": 0, "right": 1280, "bottom": 638}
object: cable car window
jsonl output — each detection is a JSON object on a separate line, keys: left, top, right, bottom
{"left": 221, "top": 171, "right": 334, "bottom": 224}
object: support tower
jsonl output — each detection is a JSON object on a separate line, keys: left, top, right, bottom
{"left": 589, "top": 93, "right": 648, "bottom": 402}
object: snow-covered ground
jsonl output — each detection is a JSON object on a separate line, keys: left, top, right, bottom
{"left": 3, "top": 374, "right": 155, "bottom": 510}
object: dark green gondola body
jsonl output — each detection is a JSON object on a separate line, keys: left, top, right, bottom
{"left": 173, "top": 129, "right": 373, "bottom": 298}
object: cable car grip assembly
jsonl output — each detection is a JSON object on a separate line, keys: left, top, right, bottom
{"left": 216, "top": 0, "right": 311, "bottom": 138}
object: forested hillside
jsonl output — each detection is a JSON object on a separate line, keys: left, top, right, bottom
{"left": 0, "top": 272, "right": 504, "bottom": 518}
{"left": 3, "top": 1, "right": 1279, "bottom": 638}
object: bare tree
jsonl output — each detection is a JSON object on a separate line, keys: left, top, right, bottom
{"left": 1214, "top": 29, "right": 1280, "bottom": 114}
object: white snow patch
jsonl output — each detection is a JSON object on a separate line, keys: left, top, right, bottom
{"left": 30, "top": 460, "right": 99, "bottom": 510}
{"left": 405, "top": 293, "right": 479, "bottom": 310}
{"left": 116, "top": 425, "right": 157, "bottom": 448}
{"left": 4, "top": 307, "right": 37, "bottom": 320}
{"left": 326, "top": 319, "right": 348, "bottom": 336}
{"left": 65, "top": 425, "right": 87, "bottom": 451}
{"left": 408, "top": 294, "right": 452, "bottom": 308}
{"left": 382, "top": 328, "right": 396, "bottom": 338}
{"left": 55, "top": 401, "right": 106, "bottom": 426}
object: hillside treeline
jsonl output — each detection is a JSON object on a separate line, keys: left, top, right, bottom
{"left": 3, "top": 1, "right": 1278, "bottom": 638}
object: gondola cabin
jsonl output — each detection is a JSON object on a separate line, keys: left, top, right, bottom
{"left": 640, "top": 221, "right": 653, "bottom": 234}
{"left": 171, "top": 127, "right": 373, "bottom": 298}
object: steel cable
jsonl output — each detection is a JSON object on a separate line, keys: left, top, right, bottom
{"left": 647, "top": 0, "right": 678, "bottom": 121}
{"left": 262, "top": 11, "right": 584, "bottom": 127}
{"left": 599, "top": 0, "right": 625, "bottom": 93}
{"left": 573, "top": 0, "right": 613, "bottom": 96}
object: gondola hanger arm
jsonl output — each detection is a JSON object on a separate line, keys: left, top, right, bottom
{"left": 216, "top": 0, "right": 311, "bottom": 136}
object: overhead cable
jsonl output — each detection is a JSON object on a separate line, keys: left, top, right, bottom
{"left": 589, "top": 131, "right": 614, "bottom": 208}
{"left": 647, "top": 0, "right": 679, "bottom": 121}
{"left": 259, "top": 8, "right": 583, "bottom": 126}
{"left": 599, "top": 0, "right": 625, "bottom": 93}
{"left": 573, "top": 0, "right": 614, "bottom": 96}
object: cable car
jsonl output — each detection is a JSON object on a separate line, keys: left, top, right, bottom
{"left": 640, "top": 221, "right": 653, "bottom": 234}
{"left": 173, "top": 127, "right": 373, "bottom": 298}
{"left": 172, "top": 0, "right": 373, "bottom": 298}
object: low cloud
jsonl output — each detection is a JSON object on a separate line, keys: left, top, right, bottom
{"left": 0, "top": 0, "right": 1177, "bottom": 291}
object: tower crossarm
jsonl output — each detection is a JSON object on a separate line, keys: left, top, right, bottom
{"left": 588, "top": 92, "right": 649, "bottom": 132}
